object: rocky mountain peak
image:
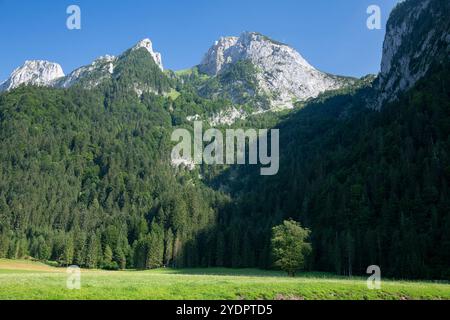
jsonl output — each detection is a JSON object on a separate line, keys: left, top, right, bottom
{"left": 132, "top": 38, "right": 164, "bottom": 71}
{"left": 0, "top": 60, "right": 64, "bottom": 92}
{"left": 198, "top": 31, "right": 350, "bottom": 109}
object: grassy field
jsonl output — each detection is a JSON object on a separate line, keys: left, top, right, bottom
{"left": 0, "top": 259, "right": 449, "bottom": 300}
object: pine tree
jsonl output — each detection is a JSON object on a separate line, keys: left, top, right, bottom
{"left": 86, "top": 234, "right": 100, "bottom": 269}
{"left": 215, "top": 231, "right": 225, "bottom": 267}
{"left": 103, "top": 245, "right": 113, "bottom": 268}
{"left": 164, "top": 228, "right": 174, "bottom": 267}
{"left": 146, "top": 222, "right": 165, "bottom": 269}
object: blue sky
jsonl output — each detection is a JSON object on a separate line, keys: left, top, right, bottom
{"left": 0, "top": 0, "right": 399, "bottom": 81}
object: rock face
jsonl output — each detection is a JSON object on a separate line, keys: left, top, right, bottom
{"left": 132, "top": 38, "right": 164, "bottom": 71}
{"left": 198, "top": 32, "right": 350, "bottom": 109}
{"left": 199, "top": 36, "right": 239, "bottom": 76}
{"left": 374, "top": 0, "right": 450, "bottom": 109}
{"left": 57, "top": 55, "right": 117, "bottom": 89}
{"left": 0, "top": 60, "right": 64, "bottom": 92}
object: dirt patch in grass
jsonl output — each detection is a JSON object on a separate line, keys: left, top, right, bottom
{"left": 0, "top": 259, "right": 61, "bottom": 273}
{"left": 274, "top": 294, "right": 305, "bottom": 300}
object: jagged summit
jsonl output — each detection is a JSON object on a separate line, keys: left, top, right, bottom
{"left": 199, "top": 31, "right": 316, "bottom": 76}
{"left": 58, "top": 38, "right": 165, "bottom": 89}
{"left": 197, "top": 31, "right": 351, "bottom": 109}
{"left": 0, "top": 60, "right": 64, "bottom": 92}
{"left": 132, "top": 38, "right": 164, "bottom": 71}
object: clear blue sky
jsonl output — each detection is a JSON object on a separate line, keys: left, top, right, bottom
{"left": 0, "top": 0, "right": 399, "bottom": 81}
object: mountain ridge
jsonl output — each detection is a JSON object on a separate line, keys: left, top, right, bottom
{"left": 0, "top": 32, "right": 355, "bottom": 111}
{"left": 0, "top": 38, "right": 165, "bottom": 93}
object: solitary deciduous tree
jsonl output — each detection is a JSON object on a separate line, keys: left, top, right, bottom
{"left": 271, "top": 220, "right": 312, "bottom": 277}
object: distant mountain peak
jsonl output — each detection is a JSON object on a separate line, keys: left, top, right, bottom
{"left": 0, "top": 60, "right": 64, "bottom": 92}
{"left": 132, "top": 38, "right": 164, "bottom": 71}
{"left": 199, "top": 31, "right": 316, "bottom": 77}
{"left": 198, "top": 31, "right": 350, "bottom": 109}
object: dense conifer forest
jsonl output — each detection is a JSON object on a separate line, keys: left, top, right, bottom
{"left": 1, "top": 59, "right": 448, "bottom": 279}
{"left": 0, "top": 0, "right": 449, "bottom": 280}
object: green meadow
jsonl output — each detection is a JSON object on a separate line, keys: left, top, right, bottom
{"left": 0, "top": 260, "right": 449, "bottom": 300}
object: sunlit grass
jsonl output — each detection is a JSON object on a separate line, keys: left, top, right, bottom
{"left": 0, "top": 260, "right": 449, "bottom": 300}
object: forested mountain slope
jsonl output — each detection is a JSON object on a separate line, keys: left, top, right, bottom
{"left": 220, "top": 62, "right": 450, "bottom": 279}
{"left": 0, "top": 83, "right": 230, "bottom": 269}
{"left": 0, "top": 0, "right": 448, "bottom": 280}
